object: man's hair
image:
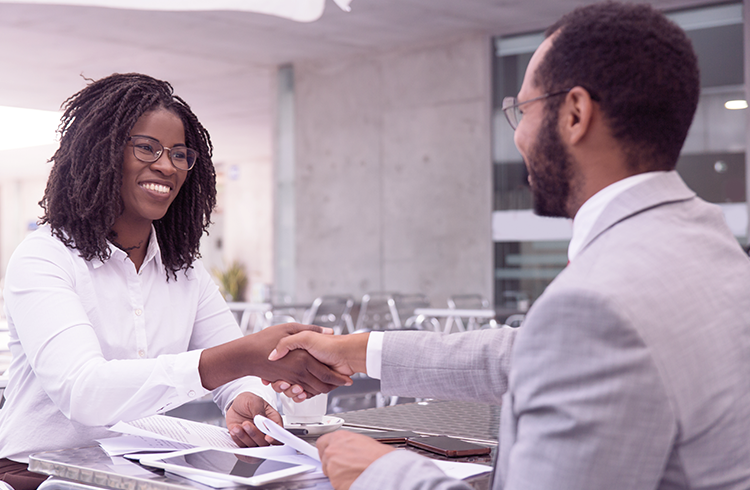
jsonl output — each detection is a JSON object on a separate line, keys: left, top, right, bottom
{"left": 537, "top": 1, "right": 700, "bottom": 171}
{"left": 39, "top": 73, "right": 217, "bottom": 279}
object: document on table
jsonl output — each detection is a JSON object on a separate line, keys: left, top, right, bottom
{"left": 110, "top": 414, "right": 237, "bottom": 449}
{"left": 432, "top": 460, "right": 492, "bottom": 479}
{"left": 98, "top": 434, "right": 193, "bottom": 456}
{"left": 253, "top": 414, "right": 320, "bottom": 461}
{"left": 101, "top": 414, "right": 238, "bottom": 456}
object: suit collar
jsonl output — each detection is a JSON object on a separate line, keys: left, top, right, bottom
{"left": 576, "top": 170, "right": 696, "bottom": 258}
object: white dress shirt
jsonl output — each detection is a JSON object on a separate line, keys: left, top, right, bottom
{"left": 568, "top": 171, "right": 665, "bottom": 261}
{"left": 0, "top": 225, "right": 274, "bottom": 462}
{"left": 365, "top": 171, "right": 667, "bottom": 377}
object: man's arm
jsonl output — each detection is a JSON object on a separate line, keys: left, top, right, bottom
{"left": 269, "top": 327, "right": 516, "bottom": 404}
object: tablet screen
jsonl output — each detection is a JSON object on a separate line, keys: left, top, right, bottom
{"left": 159, "top": 450, "right": 299, "bottom": 478}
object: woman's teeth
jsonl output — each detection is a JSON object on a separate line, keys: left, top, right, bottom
{"left": 141, "top": 183, "right": 170, "bottom": 194}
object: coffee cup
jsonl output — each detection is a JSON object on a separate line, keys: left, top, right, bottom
{"left": 280, "top": 393, "right": 328, "bottom": 425}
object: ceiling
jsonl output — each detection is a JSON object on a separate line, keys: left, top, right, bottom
{"left": 0, "top": 0, "right": 720, "bottom": 171}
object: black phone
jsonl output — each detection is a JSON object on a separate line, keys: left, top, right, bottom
{"left": 368, "top": 431, "right": 419, "bottom": 444}
{"left": 406, "top": 436, "right": 491, "bottom": 457}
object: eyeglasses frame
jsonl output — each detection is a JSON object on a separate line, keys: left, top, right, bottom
{"left": 501, "top": 89, "right": 572, "bottom": 130}
{"left": 127, "top": 135, "right": 197, "bottom": 171}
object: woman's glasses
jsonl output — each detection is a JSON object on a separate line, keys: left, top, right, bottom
{"left": 127, "top": 136, "right": 197, "bottom": 171}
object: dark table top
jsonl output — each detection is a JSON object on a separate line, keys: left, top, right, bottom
{"left": 340, "top": 399, "right": 500, "bottom": 444}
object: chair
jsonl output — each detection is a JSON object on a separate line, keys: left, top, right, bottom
{"left": 327, "top": 373, "right": 392, "bottom": 413}
{"left": 226, "top": 302, "right": 272, "bottom": 334}
{"left": 504, "top": 313, "right": 526, "bottom": 328}
{"left": 392, "top": 293, "right": 433, "bottom": 329}
{"left": 262, "top": 311, "right": 299, "bottom": 328}
{"left": 354, "top": 292, "right": 400, "bottom": 331}
{"left": 447, "top": 294, "right": 497, "bottom": 330}
{"left": 302, "top": 295, "right": 355, "bottom": 334}
{"left": 257, "top": 302, "right": 310, "bottom": 330}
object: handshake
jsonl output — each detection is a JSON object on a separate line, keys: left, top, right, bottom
{"left": 260, "top": 323, "right": 367, "bottom": 400}
{"left": 199, "top": 323, "right": 368, "bottom": 401}
{"left": 201, "top": 323, "right": 398, "bottom": 490}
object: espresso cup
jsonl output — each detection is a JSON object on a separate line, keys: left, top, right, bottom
{"left": 280, "top": 393, "right": 328, "bottom": 425}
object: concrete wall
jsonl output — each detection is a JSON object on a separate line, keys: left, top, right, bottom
{"left": 293, "top": 34, "right": 494, "bottom": 307}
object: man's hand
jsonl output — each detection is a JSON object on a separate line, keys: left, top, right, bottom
{"left": 225, "top": 392, "right": 281, "bottom": 447}
{"left": 199, "top": 323, "right": 352, "bottom": 397}
{"left": 317, "top": 431, "right": 395, "bottom": 490}
{"left": 265, "top": 331, "right": 369, "bottom": 401}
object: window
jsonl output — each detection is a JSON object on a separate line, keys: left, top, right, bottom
{"left": 491, "top": 3, "right": 745, "bottom": 314}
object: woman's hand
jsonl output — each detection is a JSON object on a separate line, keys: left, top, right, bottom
{"left": 225, "top": 392, "right": 281, "bottom": 447}
{"left": 264, "top": 331, "right": 369, "bottom": 401}
{"left": 199, "top": 323, "right": 352, "bottom": 398}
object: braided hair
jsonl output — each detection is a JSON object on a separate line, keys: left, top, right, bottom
{"left": 39, "top": 73, "right": 217, "bottom": 280}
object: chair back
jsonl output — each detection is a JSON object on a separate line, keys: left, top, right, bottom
{"left": 447, "top": 294, "right": 492, "bottom": 330}
{"left": 391, "top": 293, "right": 431, "bottom": 329}
{"left": 355, "top": 292, "right": 400, "bottom": 331}
{"left": 302, "top": 295, "right": 355, "bottom": 334}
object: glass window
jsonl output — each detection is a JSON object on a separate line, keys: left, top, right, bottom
{"left": 491, "top": 3, "right": 745, "bottom": 315}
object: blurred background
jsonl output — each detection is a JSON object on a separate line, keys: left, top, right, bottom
{"left": 0, "top": 0, "right": 747, "bottom": 334}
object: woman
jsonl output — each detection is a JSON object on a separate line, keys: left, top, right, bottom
{"left": 0, "top": 73, "right": 346, "bottom": 489}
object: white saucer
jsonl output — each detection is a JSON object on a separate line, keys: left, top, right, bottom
{"left": 283, "top": 415, "right": 345, "bottom": 436}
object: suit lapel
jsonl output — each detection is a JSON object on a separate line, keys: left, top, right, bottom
{"left": 577, "top": 171, "right": 696, "bottom": 257}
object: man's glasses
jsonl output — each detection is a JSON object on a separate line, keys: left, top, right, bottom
{"left": 127, "top": 136, "right": 197, "bottom": 171}
{"left": 501, "top": 89, "right": 571, "bottom": 130}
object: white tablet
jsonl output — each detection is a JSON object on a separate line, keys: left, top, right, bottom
{"left": 138, "top": 447, "right": 316, "bottom": 486}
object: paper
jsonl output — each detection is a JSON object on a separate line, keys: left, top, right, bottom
{"left": 253, "top": 415, "right": 320, "bottom": 462}
{"left": 432, "top": 460, "right": 492, "bottom": 480}
{"left": 110, "top": 415, "right": 237, "bottom": 449}
{"left": 98, "top": 434, "right": 193, "bottom": 456}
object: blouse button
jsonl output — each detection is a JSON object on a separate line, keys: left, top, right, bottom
{"left": 135, "top": 309, "right": 143, "bottom": 316}
{"left": 138, "top": 350, "right": 145, "bottom": 358}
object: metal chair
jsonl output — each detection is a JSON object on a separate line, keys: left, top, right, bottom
{"left": 226, "top": 302, "right": 271, "bottom": 334}
{"left": 354, "top": 292, "right": 400, "bottom": 331}
{"left": 262, "top": 312, "right": 299, "bottom": 328}
{"left": 302, "top": 295, "right": 355, "bottom": 334}
{"left": 393, "top": 293, "right": 437, "bottom": 330}
{"left": 447, "top": 294, "right": 497, "bottom": 330}
{"left": 504, "top": 313, "right": 526, "bottom": 328}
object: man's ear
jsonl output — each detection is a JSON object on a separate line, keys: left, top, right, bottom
{"left": 559, "top": 86, "right": 594, "bottom": 145}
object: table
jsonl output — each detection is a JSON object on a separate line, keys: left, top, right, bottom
{"left": 413, "top": 308, "right": 496, "bottom": 334}
{"left": 29, "top": 400, "right": 497, "bottom": 490}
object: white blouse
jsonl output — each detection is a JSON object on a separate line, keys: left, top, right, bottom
{"left": 0, "top": 225, "right": 273, "bottom": 462}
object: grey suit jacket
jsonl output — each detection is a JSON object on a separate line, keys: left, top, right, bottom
{"left": 352, "top": 172, "right": 750, "bottom": 490}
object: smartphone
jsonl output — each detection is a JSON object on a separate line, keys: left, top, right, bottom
{"left": 368, "top": 431, "right": 419, "bottom": 444}
{"left": 406, "top": 436, "right": 491, "bottom": 457}
{"left": 139, "top": 447, "right": 315, "bottom": 486}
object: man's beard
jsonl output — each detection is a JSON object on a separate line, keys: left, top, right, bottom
{"left": 525, "top": 109, "right": 575, "bottom": 218}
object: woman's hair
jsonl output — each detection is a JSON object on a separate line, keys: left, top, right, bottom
{"left": 39, "top": 73, "right": 217, "bottom": 279}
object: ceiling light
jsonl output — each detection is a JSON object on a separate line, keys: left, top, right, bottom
{"left": 0, "top": 0, "right": 353, "bottom": 22}
{"left": 724, "top": 100, "right": 748, "bottom": 110}
{"left": 0, "top": 106, "right": 61, "bottom": 151}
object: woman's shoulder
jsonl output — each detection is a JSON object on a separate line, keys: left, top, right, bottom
{"left": 10, "top": 225, "right": 79, "bottom": 265}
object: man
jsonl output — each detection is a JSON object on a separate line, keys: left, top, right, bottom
{"left": 270, "top": 2, "right": 750, "bottom": 489}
